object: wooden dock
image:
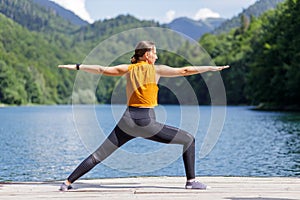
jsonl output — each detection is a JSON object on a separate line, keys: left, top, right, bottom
{"left": 1, "top": 176, "right": 299, "bottom": 200}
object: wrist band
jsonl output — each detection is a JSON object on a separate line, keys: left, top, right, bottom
{"left": 76, "top": 63, "right": 80, "bottom": 70}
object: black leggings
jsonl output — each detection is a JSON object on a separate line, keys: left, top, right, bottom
{"left": 67, "top": 107, "right": 195, "bottom": 183}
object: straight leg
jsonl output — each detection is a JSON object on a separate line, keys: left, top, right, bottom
{"left": 67, "top": 125, "right": 134, "bottom": 183}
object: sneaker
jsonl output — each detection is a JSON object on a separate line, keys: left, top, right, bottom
{"left": 59, "top": 182, "right": 73, "bottom": 191}
{"left": 185, "top": 181, "right": 207, "bottom": 190}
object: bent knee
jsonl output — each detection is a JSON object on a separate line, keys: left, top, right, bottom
{"left": 177, "top": 131, "right": 195, "bottom": 145}
{"left": 186, "top": 133, "right": 195, "bottom": 144}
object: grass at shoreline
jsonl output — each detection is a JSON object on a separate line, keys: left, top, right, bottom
{"left": 252, "top": 103, "right": 300, "bottom": 112}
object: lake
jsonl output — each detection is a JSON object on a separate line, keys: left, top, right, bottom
{"left": 0, "top": 105, "right": 299, "bottom": 182}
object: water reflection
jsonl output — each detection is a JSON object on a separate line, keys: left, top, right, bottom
{"left": 198, "top": 108, "right": 300, "bottom": 177}
{"left": 0, "top": 106, "right": 299, "bottom": 182}
{"left": 276, "top": 113, "right": 300, "bottom": 175}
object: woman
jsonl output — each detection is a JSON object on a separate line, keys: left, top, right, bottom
{"left": 58, "top": 41, "right": 229, "bottom": 191}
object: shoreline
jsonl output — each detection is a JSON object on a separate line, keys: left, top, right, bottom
{"left": 1, "top": 102, "right": 300, "bottom": 112}
{"left": 251, "top": 103, "right": 300, "bottom": 112}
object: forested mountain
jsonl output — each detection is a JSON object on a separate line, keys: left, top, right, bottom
{"left": 0, "top": 0, "right": 78, "bottom": 34}
{"left": 213, "top": 0, "right": 285, "bottom": 34}
{"left": 200, "top": 0, "right": 300, "bottom": 110}
{"left": 0, "top": 0, "right": 160, "bottom": 105}
{"left": 0, "top": 0, "right": 299, "bottom": 110}
{"left": 148, "top": 0, "right": 283, "bottom": 41}
{"left": 32, "top": 0, "right": 88, "bottom": 26}
{"left": 74, "top": 15, "right": 159, "bottom": 43}
{"left": 0, "top": 13, "right": 79, "bottom": 104}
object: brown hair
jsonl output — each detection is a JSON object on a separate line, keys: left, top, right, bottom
{"left": 131, "top": 41, "right": 155, "bottom": 64}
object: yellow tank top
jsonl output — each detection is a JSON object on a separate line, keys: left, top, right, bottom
{"left": 126, "top": 61, "right": 158, "bottom": 107}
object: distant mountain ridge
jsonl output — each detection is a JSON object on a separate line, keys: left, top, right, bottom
{"left": 19, "top": 0, "right": 284, "bottom": 40}
{"left": 166, "top": 17, "right": 225, "bottom": 40}
{"left": 165, "top": 0, "right": 285, "bottom": 39}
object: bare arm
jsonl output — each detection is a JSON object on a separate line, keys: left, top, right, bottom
{"left": 155, "top": 65, "right": 230, "bottom": 78}
{"left": 57, "top": 64, "right": 129, "bottom": 76}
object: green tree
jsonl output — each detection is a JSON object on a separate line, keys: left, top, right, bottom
{"left": 246, "top": 0, "right": 300, "bottom": 109}
{"left": 0, "top": 61, "right": 27, "bottom": 105}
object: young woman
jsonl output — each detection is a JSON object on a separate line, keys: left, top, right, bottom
{"left": 58, "top": 41, "right": 229, "bottom": 191}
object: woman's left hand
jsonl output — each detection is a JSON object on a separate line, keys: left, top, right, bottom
{"left": 211, "top": 65, "right": 230, "bottom": 71}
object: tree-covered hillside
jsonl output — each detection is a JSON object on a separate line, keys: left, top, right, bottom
{"left": 0, "top": 13, "right": 79, "bottom": 104}
{"left": 201, "top": 0, "right": 300, "bottom": 110}
{"left": 32, "top": 0, "right": 89, "bottom": 26}
{"left": 0, "top": 0, "right": 160, "bottom": 105}
{"left": 213, "top": 0, "right": 285, "bottom": 34}
{"left": 0, "top": 0, "right": 299, "bottom": 110}
{"left": 0, "top": 0, "right": 78, "bottom": 34}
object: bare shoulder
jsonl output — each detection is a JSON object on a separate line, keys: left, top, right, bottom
{"left": 101, "top": 64, "right": 129, "bottom": 76}
{"left": 114, "top": 64, "right": 130, "bottom": 72}
{"left": 155, "top": 64, "right": 182, "bottom": 77}
{"left": 115, "top": 64, "right": 130, "bottom": 69}
{"left": 155, "top": 64, "right": 172, "bottom": 72}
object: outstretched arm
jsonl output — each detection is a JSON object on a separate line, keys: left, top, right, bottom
{"left": 155, "top": 65, "right": 230, "bottom": 78}
{"left": 58, "top": 64, "right": 129, "bottom": 76}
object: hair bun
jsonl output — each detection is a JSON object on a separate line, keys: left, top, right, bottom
{"left": 130, "top": 56, "right": 137, "bottom": 64}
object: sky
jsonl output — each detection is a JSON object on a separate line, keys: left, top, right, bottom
{"left": 50, "top": 0, "right": 258, "bottom": 24}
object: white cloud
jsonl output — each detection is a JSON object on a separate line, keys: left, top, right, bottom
{"left": 165, "top": 10, "right": 176, "bottom": 23}
{"left": 194, "top": 8, "right": 220, "bottom": 20}
{"left": 50, "top": 0, "right": 93, "bottom": 23}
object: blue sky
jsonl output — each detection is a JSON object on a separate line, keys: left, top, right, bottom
{"left": 50, "top": 0, "right": 257, "bottom": 23}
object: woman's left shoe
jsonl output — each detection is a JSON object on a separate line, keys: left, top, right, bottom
{"left": 59, "top": 182, "right": 73, "bottom": 191}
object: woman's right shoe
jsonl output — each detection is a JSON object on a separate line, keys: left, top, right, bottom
{"left": 185, "top": 181, "right": 208, "bottom": 190}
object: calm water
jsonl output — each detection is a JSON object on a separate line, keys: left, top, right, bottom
{"left": 0, "top": 105, "right": 299, "bottom": 182}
